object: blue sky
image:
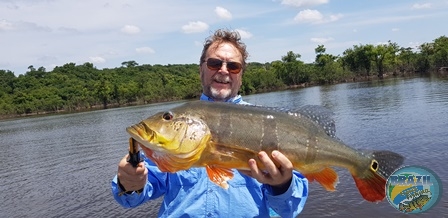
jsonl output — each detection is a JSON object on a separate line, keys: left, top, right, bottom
{"left": 1, "top": 0, "right": 447, "bottom": 76}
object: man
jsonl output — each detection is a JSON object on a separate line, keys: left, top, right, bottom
{"left": 112, "top": 29, "right": 308, "bottom": 217}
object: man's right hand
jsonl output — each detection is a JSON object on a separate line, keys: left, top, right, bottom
{"left": 117, "top": 154, "right": 148, "bottom": 192}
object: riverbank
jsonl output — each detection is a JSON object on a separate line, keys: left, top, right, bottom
{"left": 0, "top": 73, "right": 434, "bottom": 121}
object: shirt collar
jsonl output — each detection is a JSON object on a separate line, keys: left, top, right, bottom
{"left": 200, "top": 93, "right": 244, "bottom": 104}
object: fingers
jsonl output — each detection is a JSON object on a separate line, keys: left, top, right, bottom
{"left": 259, "top": 151, "right": 281, "bottom": 178}
{"left": 246, "top": 150, "right": 293, "bottom": 187}
{"left": 117, "top": 155, "right": 147, "bottom": 191}
{"left": 248, "top": 152, "right": 277, "bottom": 184}
{"left": 271, "top": 150, "right": 294, "bottom": 173}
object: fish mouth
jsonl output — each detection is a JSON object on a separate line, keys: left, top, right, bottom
{"left": 127, "top": 122, "right": 181, "bottom": 154}
{"left": 126, "top": 123, "right": 160, "bottom": 149}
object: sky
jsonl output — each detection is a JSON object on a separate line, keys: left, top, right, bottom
{"left": 1, "top": 0, "right": 447, "bottom": 76}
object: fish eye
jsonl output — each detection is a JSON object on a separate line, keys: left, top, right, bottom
{"left": 370, "top": 160, "right": 378, "bottom": 171}
{"left": 162, "top": 111, "right": 174, "bottom": 121}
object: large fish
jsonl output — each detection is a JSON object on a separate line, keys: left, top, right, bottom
{"left": 126, "top": 101, "right": 404, "bottom": 202}
{"left": 398, "top": 194, "right": 431, "bottom": 212}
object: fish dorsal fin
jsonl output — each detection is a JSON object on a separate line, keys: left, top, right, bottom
{"left": 205, "top": 165, "right": 234, "bottom": 189}
{"left": 247, "top": 104, "right": 337, "bottom": 138}
{"left": 295, "top": 105, "right": 336, "bottom": 138}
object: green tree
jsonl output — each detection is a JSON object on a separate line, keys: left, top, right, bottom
{"left": 94, "top": 73, "right": 114, "bottom": 109}
{"left": 371, "top": 41, "right": 399, "bottom": 79}
{"left": 313, "top": 45, "right": 347, "bottom": 84}
{"left": 396, "top": 47, "right": 417, "bottom": 74}
{"left": 121, "top": 60, "right": 139, "bottom": 68}
{"left": 274, "top": 51, "right": 309, "bottom": 85}
{"left": 432, "top": 36, "right": 448, "bottom": 68}
{"left": 0, "top": 70, "right": 16, "bottom": 95}
{"left": 341, "top": 44, "right": 374, "bottom": 76}
{"left": 242, "top": 63, "right": 284, "bottom": 94}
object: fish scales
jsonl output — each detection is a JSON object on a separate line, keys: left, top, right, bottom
{"left": 213, "top": 104, "right": 282, "bottom": 153}
{"left": 127, "top": 100, "right": 404, "bottom": 202}
{"left": 186, "top": 101, "right": 361, "bottom": 171}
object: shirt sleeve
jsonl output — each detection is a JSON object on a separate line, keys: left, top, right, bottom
{"left": 263, "top": 171, "right": 309, "bottom": 217}
{"left": 111, "top": 157, "right": 168, "bottom": 208}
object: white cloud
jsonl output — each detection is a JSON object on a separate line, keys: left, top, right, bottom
{"left": 281, "top": 0, "right": 329, "bottom": 7}
{"left": 293, "top": 10, "right": 342, "bottom": 24}
{"left": 0, "top": 19, "right": 14, "bottom": 31}
{"left": 294, "top": 9, "right": 323, "bottom": 23}
{"left": 215, "top": 6, "right": 232, "bottom": 20}
{"left": 328, "top": 14, "right": 343, "bottom": 22}
{"left": 235, "top": 29, "right": 253, "bottom": 39}
{"left": 136, "top": 47, "right": 155, "bottom": 54}
{"left": 89, "top": 56, "right": 106, "bottom": 64}
{"left": 412, "top": 3, "right": 431, "bottom": 9}
{"left": 120, "top": 25, "right": 141, "bottom": 34}
{"left": 408, "top": 42, "right": 421, "bottom": 50}
{"left": 0, "top": 19, "right": 51, "bottom": 32}
{"left": 310, "top": 37, "right": 334, "bottom": 43}
{"left": 392, "top": 28, "right": 400, "bottom": 32}
{"left": 181, "top": 21, "right": 209, "bottom": 33}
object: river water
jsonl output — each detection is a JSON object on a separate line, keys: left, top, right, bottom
{"left": 0, "top": 77, "right": 446, "bottom": 218}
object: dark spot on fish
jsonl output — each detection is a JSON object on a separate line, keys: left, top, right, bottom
{"left": 162, "top": 111, "right": 174, "bottom": 121}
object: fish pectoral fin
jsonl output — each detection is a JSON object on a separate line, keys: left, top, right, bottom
{"left": 303, "top": 167, "right": 339, "bottom": 191}
{"left": 211, "top": 142, "right": 259, "bottom": 160}
{"left": 205, "top": 165, "right": 234, "bottom": 189}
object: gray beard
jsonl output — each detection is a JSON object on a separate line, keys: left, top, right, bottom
{"left": 209, "top": 74, "right": 232, "bottom": 100}
{"left": 210, "top": 86, "right": 232, "bottom": 101}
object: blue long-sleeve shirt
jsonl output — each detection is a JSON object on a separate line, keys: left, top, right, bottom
{"left": 111, "top": 94, "right": 309, "bottom": 217}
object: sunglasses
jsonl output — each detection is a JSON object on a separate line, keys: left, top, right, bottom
{"left": 205, "top": 58, "right": 242, "bottom": 74}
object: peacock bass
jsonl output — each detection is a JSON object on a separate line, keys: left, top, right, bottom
{"left": 126, "top": 101, "right": 404, "bottom": 202}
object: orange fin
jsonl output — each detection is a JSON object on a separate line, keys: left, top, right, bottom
{"left": 303, "top": 167, "right": 339, "bottom": 191}
{"left": 352, "top": 150, "right": 405, "bottom": 203}
{"left": 140, "top": 146, "right": 194, "bottom": 172}
{"left": 205, "top": 165, "right": 234, "bottom": 189}
{"left": 352, "top": 172, "right": 386, "bottom": 202}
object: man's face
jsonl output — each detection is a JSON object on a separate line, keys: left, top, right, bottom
{"left": 200, "top": 42, "right": 243, "bottom": 101}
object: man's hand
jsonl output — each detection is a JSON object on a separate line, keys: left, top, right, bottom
{"left": 117, "top": 154, "right": 147, "bottom": 192}
{"left": 239, "top": 150, "right": 293, "bottom": 195}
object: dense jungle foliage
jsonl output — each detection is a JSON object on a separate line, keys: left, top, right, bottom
{"left": 1, "top": 36, "right": 447, "bottom": 117}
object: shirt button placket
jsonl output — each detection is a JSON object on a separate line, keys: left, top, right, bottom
{"left": 205, "top": 182, "right": 216, "bottom": 217}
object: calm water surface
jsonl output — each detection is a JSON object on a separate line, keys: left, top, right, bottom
{"left": 0, "top": 77, "right": 446, "bottom": 218}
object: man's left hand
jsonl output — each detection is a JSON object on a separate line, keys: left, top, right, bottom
{"left": 239, "top": 150, "right": 293, "bottom": 195}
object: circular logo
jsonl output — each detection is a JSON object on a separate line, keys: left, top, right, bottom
{"left": 386, "top": 165, "right": 443, "bottom": 214}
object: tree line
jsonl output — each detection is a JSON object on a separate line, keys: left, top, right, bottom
{"left": 1, "top": 36, "right": 447, "bottom": 117}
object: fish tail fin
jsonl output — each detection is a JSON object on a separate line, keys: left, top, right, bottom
{"left": 352, "top": 150, "right": 404, "bottom": 202}
{"left": 303, "top": 167, "right": 339, "bottom": 191}
{"left": 352, "top": 170, "right": 387, "bottom": 202}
